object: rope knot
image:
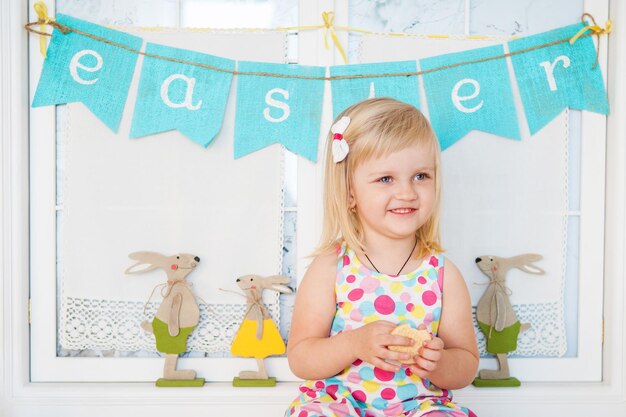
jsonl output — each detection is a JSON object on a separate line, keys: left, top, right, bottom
{"left": 569, "top": 13, "right": 612, "bottom": 69}
{"left": 569, "top": 13, "right": 612, "bottom": 44}
{"left": 322, "top": 11, "right": 334, "bottom": 29}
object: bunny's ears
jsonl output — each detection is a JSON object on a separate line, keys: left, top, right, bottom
{"left": 237, "top": 275, "right": 294, "bottom": 294}
{"left": 475, "top": 253, "right": 545, "bottom": 277}
{"left": 512, "top": 254, "right": 545, "bottom": 275}
{"left": 125, "top": 251, "right": 165, "bottom": 274}
{"left": 264, "top": 275, "right": 294, "bottom": 294}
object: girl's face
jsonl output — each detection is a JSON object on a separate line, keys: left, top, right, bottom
{"left": 350, "top": 142, "right": 436, "bottom": 243}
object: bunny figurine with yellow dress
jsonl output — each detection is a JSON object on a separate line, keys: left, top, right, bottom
{"left": 230, "top": 274, "right": 293, "bottom": 387}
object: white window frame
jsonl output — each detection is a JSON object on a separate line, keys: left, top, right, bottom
{"left": 299, "top": 0, "right": 609, "bottom": 383}
{"left": 27, "top": 11, "right": 297, "bottom": 385}
{"left": 2, "top": 0, "right": 625, "bottom": 415}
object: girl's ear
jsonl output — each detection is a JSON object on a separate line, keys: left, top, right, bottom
{"left": 348, "top": 192, "right": 356, "bottom": 210}
{"left": 346, "top": 174, "right": 356, "bottom": 209}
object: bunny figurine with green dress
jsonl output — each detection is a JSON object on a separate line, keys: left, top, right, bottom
{"left": 472, "top": 254, "right": 544, "bottom": 387}
{"left": 126, "top": 251, "right": 205, "bottom": 387}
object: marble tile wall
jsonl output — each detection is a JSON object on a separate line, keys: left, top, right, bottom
{"left": 469, "top": 0, "right": 584, "bottom": 36}
{"left": 348, "top": 0, "right": 583, "bottom": 36}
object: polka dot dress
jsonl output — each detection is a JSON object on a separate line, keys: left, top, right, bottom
{"left": 286, "top": 242, "right": 476, "bottom": 417}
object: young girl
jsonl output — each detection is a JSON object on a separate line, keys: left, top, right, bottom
{"left": 285, "top": 98, "right": 479, "bottom": 417}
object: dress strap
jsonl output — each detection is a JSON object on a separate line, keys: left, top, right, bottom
{"left": 436, "top": 253, "right": 445, "bottom": 293}
{"left": 336, "top": 240, "right": 349, "bottom": 273}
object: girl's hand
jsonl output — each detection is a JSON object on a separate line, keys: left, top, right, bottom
{"left": 408, "top": 329, "right": 445, "bottom": 378}
{"left": 351, "top": 321, "right": 413, "bottom": 372}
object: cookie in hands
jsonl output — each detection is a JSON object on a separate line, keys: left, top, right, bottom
{"left": 388, "top": 324, "right": 432, "bottom": 364}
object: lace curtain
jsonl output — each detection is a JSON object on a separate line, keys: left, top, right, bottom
{"left": 58, "top": 31, "right": 288, "bottom": 353}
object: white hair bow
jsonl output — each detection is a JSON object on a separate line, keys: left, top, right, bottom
{"left": 331, "top": 116, "right": 350, "bottom": 163}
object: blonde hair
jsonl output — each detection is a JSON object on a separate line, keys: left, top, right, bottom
{"left": 317, "top": 97, "right": 443, "bottom": 259}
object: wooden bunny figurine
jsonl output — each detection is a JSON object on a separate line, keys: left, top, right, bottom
{"left": 126, "top": 251, "right": 205, "bottom": 387}
{"left": 473, "top": 254, "right": 544, "bottom": 387}
{"left": 230, "top": 274, "right": 293, "bottom": 387}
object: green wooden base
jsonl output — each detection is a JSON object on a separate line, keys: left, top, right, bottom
{"left": 232, "top": 377, "right": 277, "bottom": 387}
{"left": 155, "top": 378, "right": 205, "bottom": 387}
{"left": 472, "top": 377, "right": 521, "bottom": 387}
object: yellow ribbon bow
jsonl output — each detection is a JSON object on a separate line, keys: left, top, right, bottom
{"left": 34, "top": 1, "right": 51, "bottom": 58}
{"left": 569, "top": 13, "right": 612, "bottom": 69}
{"left": 322, "top": 11, "right": 348, "bottom": 64}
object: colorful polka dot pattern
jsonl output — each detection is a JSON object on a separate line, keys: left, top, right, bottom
{"left": 286, "top": 242, "right": 476, "bottom": 417}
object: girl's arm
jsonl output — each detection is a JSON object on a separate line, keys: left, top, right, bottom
{"left": 409, "top": 259, "right": 479, "bottom": 389}
{"left": 287, "top": 251, "right": 413, "bottom": 380}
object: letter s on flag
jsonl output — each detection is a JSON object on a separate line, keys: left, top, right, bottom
{"left": 263, "top": 88, "right": 290, "bottom": 123}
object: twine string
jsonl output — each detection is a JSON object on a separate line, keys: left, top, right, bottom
{"left": 142, "top": 282, "right": 167, "bottom": 316}
{"left": 142, "top": 280, "right": 210, "bottom": 317}
{"left": 24, "top": 10, "right": 611, "bottom": 81}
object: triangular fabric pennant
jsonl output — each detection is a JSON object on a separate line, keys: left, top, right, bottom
{"left": 32, "top": 14, "right": 142, "bottom": 132}
{"left": 509, "top": 23, "right": 609, "bottom": 135}
{"left": 421, "top": 44, "right": 520, "bottom": 150}
{"left": 130, "top": 42, "right": 235, "bottom": 147}
{"left": 330, "top": 61, "right": 420, "bottom": 119}
{"left": 234, "top": 62, "right": 325, "bottom": 161}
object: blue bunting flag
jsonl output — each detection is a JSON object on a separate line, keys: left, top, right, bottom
{"left": 421, "top": 45, "right": 520, "bottom": 150}
{"left": 32, "top": 14, "right": 142, "bottom": 132}
{"left": 234, "top": 62, "right": 326, "bottom": 161}
{"left": 509, "top": 23, "right": 609, "bottom": 135}
{"left": 330, "top": 61, "right": 421, "bottom": 119}
{"left": 29, "top": 14, "right": 610, "bottom": 159}
{"left": 130, "top": 43, "right": 235, "bottom": 147}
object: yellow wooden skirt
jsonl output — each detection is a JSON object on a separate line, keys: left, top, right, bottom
{"left": 230, "top": 319, "right": 285, "bottom": 359}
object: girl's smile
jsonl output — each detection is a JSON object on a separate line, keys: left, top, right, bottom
{"left": 389, "top": 207, "right": 417, "bottom": 214}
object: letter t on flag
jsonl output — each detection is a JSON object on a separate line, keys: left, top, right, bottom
{"left": 234, "top": 62, "right": 326, "bottom": 161}
{"left": 329, "top": 61, "right": 421, "bottom": 119}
